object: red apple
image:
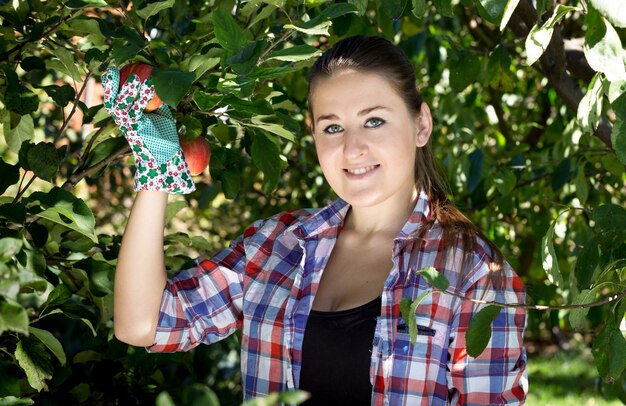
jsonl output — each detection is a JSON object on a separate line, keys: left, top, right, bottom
{"left": 118, "top": 62, "right": 163, "bottom": 112}
{"left": 179, "top": 135, "right": 211, "bottom": 176}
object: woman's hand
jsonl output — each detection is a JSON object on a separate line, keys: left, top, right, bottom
{"left": 102, "top": 66, "right": 195, "bottom": 194}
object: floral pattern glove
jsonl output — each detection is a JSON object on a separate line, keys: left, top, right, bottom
{"left": 102, "top": 66, "right": 195, "bottom": 194}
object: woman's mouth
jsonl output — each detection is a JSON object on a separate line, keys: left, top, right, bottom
{"left": 344, "top": 165, "right": 379, "bottom": 175}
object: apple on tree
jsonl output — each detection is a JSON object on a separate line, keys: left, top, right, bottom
{"left": 118, "top": 62, "right": 163, "bottom": 112}
{"left": 179, "top": 134, "right": 211, "bottom": 176}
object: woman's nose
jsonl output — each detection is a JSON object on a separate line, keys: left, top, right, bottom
{"left": 343, "top": 130, "right": 368, "bottom": 159}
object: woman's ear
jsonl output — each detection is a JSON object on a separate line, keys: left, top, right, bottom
{"left": 415, "top": 103, "right": 433, "bottom": 147}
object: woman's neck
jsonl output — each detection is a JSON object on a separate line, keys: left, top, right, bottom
{"left": 343, "top": 188, "right": 419, "bottom": 238}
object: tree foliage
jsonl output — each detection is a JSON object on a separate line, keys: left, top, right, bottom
{"left": 1, "top": 0, "right": 625, "bottom": 404}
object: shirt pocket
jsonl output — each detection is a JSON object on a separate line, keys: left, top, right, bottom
{"left": 394, "top": 316, "right": 446, "bottom": 359}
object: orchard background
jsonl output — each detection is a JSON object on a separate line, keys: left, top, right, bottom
{"left": 1, "top": 0, "right": 626, "bottom": 405}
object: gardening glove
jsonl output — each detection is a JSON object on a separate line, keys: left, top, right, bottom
{"left": 102, "top": 66, "right": 195, "bottom": 194}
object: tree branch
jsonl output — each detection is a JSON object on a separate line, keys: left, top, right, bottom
{"left": 509, "top": 0, "right": 613, "bottom": 149}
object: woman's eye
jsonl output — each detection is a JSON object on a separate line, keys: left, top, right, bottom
{"left": 323, "top": 124, "right": 343, "bottom": 134}
{"left": 365, "top": 118, "right": 385, "bottom": 128}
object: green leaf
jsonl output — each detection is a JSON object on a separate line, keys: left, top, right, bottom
{"left": 43, "top": 309, "right": 97, "bottom": 337}
{"left": 541, "top": 224, "right": 564, "bottom": 287}
{"left": 500, "top": 0, "right": 521, "bottom": 30}
{"left": 416, "top": 266, "right": 450, "bottom": 291}
{"left": 18, "top": 142, "right": 65, "bottom": 182}
{"left": 592, "top": 319, "right": 626, "bottom": 383}
{"left": 2, "top": 111, "right": 34, "bottom": 153}
{"left": 300, "top": 3, "right": 358, "bottom": 29}
{"left": 613, "top": 118, "right": 626, "bottom": 165}
{"left": 151, "top": 68, "right": 195, "bottom": 108}
{"left": 49, "top": 46, "right": 83, "bottom": 83}
{"left": 575, "top": 166, "right": 589, "bottom": 203}
{"left": 348, "top": 0, "right": 369, "bottom": 16}
{"left": 477, "top": 0, "right": 507, "bottom": 25}
{"left": 28, "top": 327, "right": 66, "bottom": 366}
{"left": 15, "top": 339, "right": 53, "bottom": 392}
{"left": 65, "top": 0, "right": 108, "bottom": 8}
{"left": 42, "top": 284, "right": 72, "bottom": 309}
{"left": 569, "top": 289, "right": 595, "bottom": 330}
{"left": 248, "top": 122, "right": 296, "bottom": 143}
{"left": 212, "top": 9, "right": 248, "bottom": 53}
{"left": 276, "top": 390, "right": 311, "bottom": 404}
{"left": 494, "top": 169, "right": 516, "bottom": 196}
{"left": 0, "top": 237, "right": 23, "bottom": 262}
{"left": 136, "top": 0, "right": 175, "bottom": 19}
{"left": 575, "top": 239, "right": 599, "bottom": 289}
{"left": 165, "top": 199, "right": 188, "bottom": 225}
{"left": 42, "top": 84, "right": 75, "bottom": 107}
{"left": 466, "top": 305, "right": 501, "bottom": 358}
{"left": 449, "top": 50, "right": 481, "bottom": 92}
{"left": 83, "top": 136, "right": 128, "bottom": 170}
{"left": 432, "top": 0, "right": 453, "bottom": 17}
{"left": 0, "top": 158, "right": 20, "bottom": 196}
{"left": 584, "top": 11, "right": 626, "bottom": 82}
{"left": 525, "top": 5, "right": 579, "bottom": 66}
{"left": 284, "top": 21, "right": 332, "bottom": 36}
{"left": 0, "top": 300, "right": 29, "bottom": 335}
{"left": 221, "top": 168, "right": 241, "bottom": 199}
{"left": 251, "top": 133, "right": 282, "bottom": 194}
{"left": 268, "top": 45, "right": 320, "bottom": 62}
{"left": 411, "top": 0, "right": 427, "bottom": 18}
{"left": 592, "top": 204, "right": 626, "bottom": 248}
{"left": 589, "top": 0, "right": 626, "bottom": 28}
{"left": 410, "top": 291, "right": 431, "bottom": 344}
{"left": 28, "top": 187, "right": 97, "bottom": 243}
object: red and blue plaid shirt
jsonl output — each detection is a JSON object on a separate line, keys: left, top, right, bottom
{"left": 148, "top": 191, "right": 528, "bottom": 404}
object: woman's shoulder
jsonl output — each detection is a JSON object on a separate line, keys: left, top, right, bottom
{"left": 242, "top": 207, "right": 323, "bottom": 239}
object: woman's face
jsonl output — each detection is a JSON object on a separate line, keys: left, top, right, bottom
{"left": 310, "top": 69, "right": 431, "bottom": 210}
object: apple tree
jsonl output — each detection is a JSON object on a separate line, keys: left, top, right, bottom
{"left": 0, "top": 0, "right": 625, "bottom": 404}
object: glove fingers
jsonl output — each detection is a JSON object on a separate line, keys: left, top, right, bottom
{"left": 133, "top": 77, "right": 156, "bottom": 115}
{"left": 102, "top": 66, "right": 120, "bottom": 114}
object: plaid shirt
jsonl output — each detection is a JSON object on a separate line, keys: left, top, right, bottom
{"left": 148, "top": 191, "right": 528, "bottom": 405}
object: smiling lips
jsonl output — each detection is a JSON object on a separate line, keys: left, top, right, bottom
{"left": 344, "top": 164, "right": 379, "bottom": 175}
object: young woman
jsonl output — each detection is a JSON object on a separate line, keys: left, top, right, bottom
{"left": 105, "top": 35, "right": 527, "bottom": 405}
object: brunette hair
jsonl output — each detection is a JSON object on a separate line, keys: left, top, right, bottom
{"left": 307, "top": 35, "right": 504, "bottom": 289}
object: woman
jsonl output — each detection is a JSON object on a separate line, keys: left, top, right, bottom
{"left": 105, "top": 35, "right": 527, "bottom": 405}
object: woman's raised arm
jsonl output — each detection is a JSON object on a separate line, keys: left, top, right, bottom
{"left": 114, "top": 190, "right": 168, "bottom": 346}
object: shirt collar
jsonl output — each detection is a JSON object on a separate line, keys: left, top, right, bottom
{"left": 295, "top": 189, "right": 434, "bottom": 242}
{"left": 395, "top": 189, "right": 434, "bottom": 242}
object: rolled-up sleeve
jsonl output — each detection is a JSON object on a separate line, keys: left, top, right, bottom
{"left": 147, "top": 233, "right": 248, "bottom": 353}
{"left": 447, "top": 262, "right": 528, "bottom": 404}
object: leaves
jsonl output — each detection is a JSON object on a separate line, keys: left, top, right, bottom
{"left": 525, "top": 5, "right": 579, "bottom": 65}
{"left": 136, "top": 0, "right": 175, "bottom": 20}
{"left": 18, "top": 142, "right": 65, "bottom": 182}
{"left": 466, "top": 305, "right": 501, "bottom": 358}
{"left": 251, "top": 133, "right": 282, "bottom": 194}
{"left": 400, "top": 290, "right": 432, "bottom": 344}
{"left": 15, "top": 339, "right": 53, "bottom": 392}
{"left": 542, "top": 223, "right": 564, "bottom": 287}
{"left": 151, "top": 69, "right": 195, "bottom": 108}
{"left": 577, "top": 72, "right": 604, "bottom": 133}
{"left": 416, "top": 266, "right": 450, "bottom": 291}
{"left": 0, "top": 300, "right": 29, "bottom": 335}
{"left": 592, "top": 318, "right": 626, "bottom": 383}
{"left": 592, "top": 204, "right": 626, "bottom": 248}
{"left": 212, "top": 9, "right": 248, "bottom": 53}
{"left": 584, "top": 10, "right": 626, "bottom": 82}
{"left": 27, "top": 187, "right": 97, "bottom": 243}
{"left": 28, "top": 327, "right": 66, "bottom": 366}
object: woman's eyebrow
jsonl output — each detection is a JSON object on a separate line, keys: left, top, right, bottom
{"left": 315, "top": 106, "right": 391, "bottom": 125}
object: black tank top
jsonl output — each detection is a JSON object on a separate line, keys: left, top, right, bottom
{"left": 299, "top": 295, "right": 382, "bottom": 405}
